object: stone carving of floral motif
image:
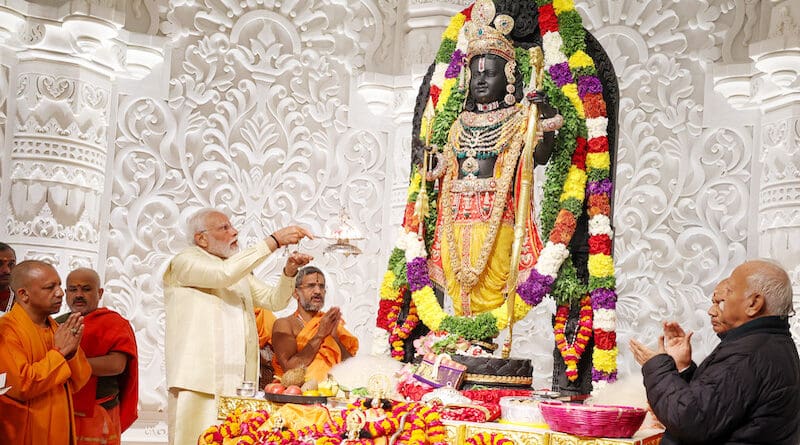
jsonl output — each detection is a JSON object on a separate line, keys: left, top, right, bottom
{"left": 771, "top": 6, "right": 800, "bottom": 39}
{"left": 15, "top": 74, "right": 110, "bottom": 144}
{"left": 18, "top": 23, "right": 45, "bottom": 46}
{"left": 5, "top": 204, "right": 99, "bottom": 243}
{"left": 106, "top": 0, "right": 387, "bottom": 416}
{"left": 8, "top": 72, "right": 110, "bottom": 240}
{"left": 577, "top": 0, "right": 751, "bottom": 377}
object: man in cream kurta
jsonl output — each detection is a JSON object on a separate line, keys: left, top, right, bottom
{"left": 164, "top": 209, "right": 313, "bottom": 445}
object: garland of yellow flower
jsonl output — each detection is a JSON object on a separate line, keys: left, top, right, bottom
{"left": 533, "top": 0, "right": 618, "bottom": 384}
{"left": 200, "top": 403, "right": 446, "bottom": 445}
{"left": 554, "top": 295, "right": 592, "bottom": 380}
{"left": 387, "top": 285, "right": 418, "bottom": 359}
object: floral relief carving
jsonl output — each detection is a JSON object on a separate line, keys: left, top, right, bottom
{"left": 761, "top": 120, "right": 799, "bottom": 182}
{"left": 16, "top": 74, "right": 109, "bottom": 144}
{"left": 18, "top": 23, "right": 45, "bottom": 46}
{"left": 579, "top": 1, "right": 751, "bottom": 377}
{"left": 106, "top": 0, "right": 386, "bottom": 413}
{"left": 7, "top": 72, "right": 110, "bottom": 242}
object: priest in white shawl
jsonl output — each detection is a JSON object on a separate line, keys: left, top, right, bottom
{"left": 163, "top": 208, "right": 313, "bottom": 445}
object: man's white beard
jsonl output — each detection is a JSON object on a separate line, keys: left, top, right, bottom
{"left": 302, "top": 300, "right": 323, "bottom": 313}
{"left": 208, "top": 239, "right": 239, "bottom": 259}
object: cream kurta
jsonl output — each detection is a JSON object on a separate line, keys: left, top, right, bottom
{"left": 163, "top": 241, "right": 293, "bottom": 396}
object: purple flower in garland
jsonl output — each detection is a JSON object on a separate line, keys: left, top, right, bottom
{"left": 548, "top": 62, "right": 573, "bottom": 87}
{"left": 406, "top": 257, "right": 432, "bottom": 292}
{"left": 445, "top": 49, "right": 464, "bottom": 79}
{"left": 577, "top": 75, "right": 603, "bottom": 99}
{"left": 586, "top": 178, "right": 613, "bottom": 196}
{"left": 590, "top": 288, "right": 617, "bottom": 310}
{"left": 516, "top": 269, "right": 555, "bottom": 307}
{"left": 591, "top": 369, "right": 618, "bottom": 382}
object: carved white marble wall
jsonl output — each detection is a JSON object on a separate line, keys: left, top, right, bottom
{"left": 8, "top": 64, "right": 111, "bottom": 264}
{"left": 711, "top": 0, "right": 800, "bottom": 346}
{"left": 0, "top": 0, "right": 166, "bottom": 283}
{"left": 107, "top": 1, "right": 394, "bottom": 442}
{"left": 0, "top": 1, "right": 799, "bottom": 444}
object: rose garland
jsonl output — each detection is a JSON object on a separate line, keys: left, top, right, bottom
{"left": 377, "top": 0, "right": 618, "bottom": 385}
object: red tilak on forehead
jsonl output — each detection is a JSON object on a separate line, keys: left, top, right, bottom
{"left": 478, "top": 57, "right": 486, "bottom": 73}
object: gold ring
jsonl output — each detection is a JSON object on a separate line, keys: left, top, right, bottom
{"left": 71, "top": 328, "right": 78, "bottom": 335}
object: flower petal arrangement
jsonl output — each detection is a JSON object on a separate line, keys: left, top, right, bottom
{"left": 376, "top": 0, "right": 618, "bottom": 387}
{"left": 200, "top": 403, "right": 447, "bottom": 445}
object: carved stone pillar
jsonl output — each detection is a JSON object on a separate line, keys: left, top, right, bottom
{"left": 401, "top": 1, "right": 468, "bottom": 69}
{"left": 712, "top": 0, "right": 800, "bottom": 314}
{"left": 0, "top": 0, "right": 165, "bottom": 280}
{"left": 758, "top": 110, "right": 800, "bottom": 278}
{"left": 7, "top": 65, "right": 111, "bottom": 270}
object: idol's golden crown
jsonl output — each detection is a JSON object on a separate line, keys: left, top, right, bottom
{"left": 465, "top": 0, "right": 516, "bottom": 63}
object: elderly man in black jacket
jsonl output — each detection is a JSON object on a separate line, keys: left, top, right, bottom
{"left": 630, "top": 259, "right": 800, "bottom": 445}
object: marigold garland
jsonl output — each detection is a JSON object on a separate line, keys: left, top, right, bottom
{"left": 554, "top": 295, "right": 593, "bottom": 381}
{"left": 466, "top": 432, "right": 514, "bottom": 445}
{"left": 521, "top": 0, "right": 618, "bottom": 385}
{"left": 387, "top": 285, "right": 419, "bottom": 359}
{"left": 200, "top": 402, "right": 446, "bottom": 445}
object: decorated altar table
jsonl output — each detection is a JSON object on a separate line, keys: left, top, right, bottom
{"left": 214, "top": 395, "right": 663, "bottom": 445}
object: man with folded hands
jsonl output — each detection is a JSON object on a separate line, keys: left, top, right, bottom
{"left": 631, "top": 259, "right": 800, "bottom": 444}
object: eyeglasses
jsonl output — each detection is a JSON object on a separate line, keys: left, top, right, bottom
{"left": 298, "top": 284, "right": 326, "bottom": 291}
{"left": 199, "top": 223, "right": 234, "bottom": 234}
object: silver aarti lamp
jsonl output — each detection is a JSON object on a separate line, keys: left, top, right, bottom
{"left": 322, "top": 209, "right": 363, "bottom": 257}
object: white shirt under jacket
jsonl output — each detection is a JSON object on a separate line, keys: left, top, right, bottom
{"left": 163, "top": 241, "right": 294, "bottom": 396}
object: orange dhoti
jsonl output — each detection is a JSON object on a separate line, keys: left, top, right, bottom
{"left": 69, "top": 307, "right": 139, "bottom": 442}
{"left": 273, "top": 312, "right": 359, "bottom": 383}
{"left": 75, "top": 401, "right": 121, "bottom": 445}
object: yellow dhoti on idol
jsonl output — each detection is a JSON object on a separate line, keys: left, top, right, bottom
{"left": 429, "top": 104, "right": 543, "bottom": 317}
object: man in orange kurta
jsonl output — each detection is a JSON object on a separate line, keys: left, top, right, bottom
{"left": 56, "top": 268, "right": 139, "bottom": 445}
{"left": 272, "top": 266, "right": 359, "bottom": 383}
{"left": 0, "top": 260, "right": 92, "bottom": 445}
